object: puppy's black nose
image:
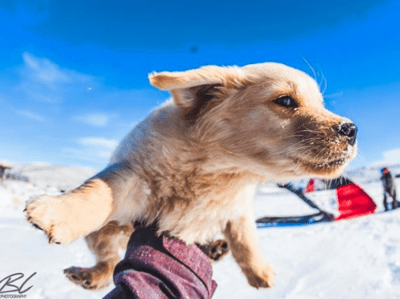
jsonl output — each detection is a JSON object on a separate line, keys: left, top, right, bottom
{"left": 338, "top": 122, "right": 358, "bottom": 146}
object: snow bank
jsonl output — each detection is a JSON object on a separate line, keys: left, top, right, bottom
{"left": 1, "top": 163, "right": 400, "bottom": 298}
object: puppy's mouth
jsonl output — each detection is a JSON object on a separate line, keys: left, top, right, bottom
{"left": 294, "top": 156, "right": 349, "bottom": 177}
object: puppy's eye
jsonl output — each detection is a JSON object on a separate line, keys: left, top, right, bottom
{"left": 273, "top": 96, "right": 298, "bottom": 108}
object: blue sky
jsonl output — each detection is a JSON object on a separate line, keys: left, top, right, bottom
{"left": 0, "top": 0, "right": 399, "bottom": 170}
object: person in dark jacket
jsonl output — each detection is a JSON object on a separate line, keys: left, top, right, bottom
{"left": 103, "top": 224, "right": 217, "bottom": 299}
{"left": 380, "top": 167, "right": 398, "bottom": 211}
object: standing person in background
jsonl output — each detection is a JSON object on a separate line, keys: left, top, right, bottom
{"left": 0, "top": 164, "right": 11, "bottom": 185}
{"left": 380, "top": 167, "right": 398, "bottom": 211}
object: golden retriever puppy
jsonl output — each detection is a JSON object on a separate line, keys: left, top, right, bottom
{"left": 25, "top": 62, "right": 357, "bottom": 290}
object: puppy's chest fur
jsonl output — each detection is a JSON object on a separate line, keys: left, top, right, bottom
{"left": 139, "top": 164, "right": 257, "bottom": 244}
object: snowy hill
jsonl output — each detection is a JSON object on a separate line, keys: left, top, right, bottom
{"left": 1, "top": 163, "right": 400, "bottom": 298}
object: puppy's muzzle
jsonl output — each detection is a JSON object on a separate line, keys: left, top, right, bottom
{"left": 338, "top": 122, "right": 358, "bottom": 146}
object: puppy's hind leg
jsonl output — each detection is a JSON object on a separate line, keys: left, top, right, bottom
{"left": 25, "top": 177, "right": 114, "bottom": 244}
{"left": 64, "top": 221, "right": 134, "bottom": 290}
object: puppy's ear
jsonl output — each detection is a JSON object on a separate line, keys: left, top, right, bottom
{"left": 149, "top": 65, "right": 244, "bottom": 121}
{"left": 149, "top": 66, "right": 233, "bottom": 91}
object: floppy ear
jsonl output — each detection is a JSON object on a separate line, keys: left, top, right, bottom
{"left": 149, "top": 65, "right": 243, "bottom": 121}
{"left": 149, "top": 65, "right": 241, "bottom": 108}
{"left": 149, "top": 65, "right": 233, "bottom": 91}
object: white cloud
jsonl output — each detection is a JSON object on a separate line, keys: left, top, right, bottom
{"left": 19, "top": 52, "right": 95, "bottom": 103}
{"left": 62, "top": 148, "right": 105, "bottom": 163}
{"left": 73, "top": 112, "right": 116, "bottom": 127}
{"left": 98, "top": 150, "right": 115, "bottom": 159}
{"left": 78, "top": 137, "right": 118, "bottom": 150}
{"left": 22, "top": 52, "right": 72, "bottom": 85}
{"left": 371, "top": 148, "right": 400, "bottom": 167}
{"left": 63, "top": 137, "right": 118, "bottom": 163}
{"left": 15, "top": 109, "right": 45, "bottom": 122}
{"left": 0, "top": 52, "right": 161, "bottom": 168}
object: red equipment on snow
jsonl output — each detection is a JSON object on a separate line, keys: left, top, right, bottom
{"left": 334, "top": 183, "right": 377, "bottom": 220}
{"left": 257, "top": 178, "right": 378, "bottom": 228}
{"left": 304, "top": 179, "right": 315, "bottom": 193}
{"left": 304, "top": 177, "right": 377, "bottom": 220}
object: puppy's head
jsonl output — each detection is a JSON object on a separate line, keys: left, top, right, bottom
{"left": 149, "top": 63, "right": 357, "bottom": 179}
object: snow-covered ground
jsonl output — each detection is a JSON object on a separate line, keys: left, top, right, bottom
{"left": 1, "top": 163, "right": 400, "bottom": 298}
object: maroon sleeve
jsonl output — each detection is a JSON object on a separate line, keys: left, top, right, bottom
{"left": 103, "top": 226, "right": 217, "bottom": 299}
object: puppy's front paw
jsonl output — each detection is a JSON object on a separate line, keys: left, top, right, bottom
{"left": 25, "top": 195, "right": 75, "bottom": 244}
{"left": 244, "top": 263, "right": 275, "bottom": 289}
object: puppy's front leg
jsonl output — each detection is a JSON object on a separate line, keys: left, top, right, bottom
{"left": 25, "top": 178, "right": 114, "bottom": 244}
{"left": 224, "top": 213, "right": 275, "bottom": 289}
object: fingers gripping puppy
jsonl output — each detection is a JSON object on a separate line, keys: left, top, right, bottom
{"left": 25, "top": 62, "right": 357, "bottom": 289}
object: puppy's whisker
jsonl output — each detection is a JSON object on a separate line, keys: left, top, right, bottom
{"left": 317, "top": 64, "right": 328, "bottom": 96}
{"left": 302, "top": 56, "right": 318, "bottom": 82}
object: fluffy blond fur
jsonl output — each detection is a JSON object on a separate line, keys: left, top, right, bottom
{"left": 25, "top": 62, "right": 357, "bottom": 290}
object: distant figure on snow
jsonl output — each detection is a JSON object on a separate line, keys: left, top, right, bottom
{"left": 380, "top": 167, "right": 398, "bottom": 211}
{"left": 0, "top": 164, "right": 11, "bottom": 184}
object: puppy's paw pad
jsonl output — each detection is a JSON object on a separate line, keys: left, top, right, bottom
{"left": 64, "top": 267, "right": 95, "bottom": 290}
{"left": 208, "top": 239, "right": 229, "bottom": 261}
